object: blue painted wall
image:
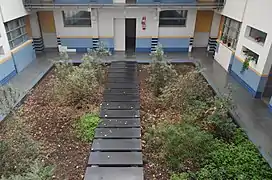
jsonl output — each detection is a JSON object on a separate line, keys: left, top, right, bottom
{"left": 136, "top": 38, "right": 152, "bottom": 52}
{"left": 230, "top": 57, "right": 267, "bottom": 98}
{"left": 158, "top": 38, "right": 190, "bottom": 52}
{"left": 12, "top": 42, "right": 36, "bottom": 73}
{"left": 0, "top": 58, "right": 17, "bottom": 85}
{"left": 61, "top": 38, "right": 93, "bottom": 49}
{"left": 55, "top": 0, "right": 113, "bottom": 4}
{"left": 269, "top": 97, "right": 272, "bottom": 112}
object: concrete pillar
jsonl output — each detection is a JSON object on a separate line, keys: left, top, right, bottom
{"left": 29, "top": 12, "right": 44, "bottom": 51}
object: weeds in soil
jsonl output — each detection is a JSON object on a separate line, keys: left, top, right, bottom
{"left": 76, "top": 113, "right": 101, "bottom": 142}
{"left": 142, "top": 47, "right": 272, "bottom": 179}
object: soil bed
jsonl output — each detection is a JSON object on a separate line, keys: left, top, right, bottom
{"left": 0, "top": 68, "right": 104, "bottom": 180}
{"left": 139, "top": 63, "right": 272, "bottom": 180}
{"left": 139, "top": 64, "right": 195, "bottom": 180}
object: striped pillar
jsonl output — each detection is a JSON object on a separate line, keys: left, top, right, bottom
{"left": 207, "top": 37, "right": 217, "bottom": 55}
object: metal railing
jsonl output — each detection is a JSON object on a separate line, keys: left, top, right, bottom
{"left": 23, "top": 0, "right": 225, "bottom": 9}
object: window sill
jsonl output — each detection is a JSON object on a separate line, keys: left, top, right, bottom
{"left": 219, "top": 40, "right": 236, "bottom": 52}
{"left": 245, "top": 36, "right": 264, "bottom": 46}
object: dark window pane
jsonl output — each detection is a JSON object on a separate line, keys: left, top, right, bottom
{"left": 159, "top": 10, "right": 187, "bottom": 27}
{"left": 63, "top": 11, "right": 91, "bottom": 27}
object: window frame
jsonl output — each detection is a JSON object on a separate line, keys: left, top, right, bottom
{"left": 221, "top": 17, "right": 241, "bottom": 50}
{"left": 62, "top": 11, "right": 92, "bottom": 27}
{"left": 159, "top": 10, "right": 188, "bottom": 27}
{"left": 5, "top": 17, "right": 28, "bottom": 49}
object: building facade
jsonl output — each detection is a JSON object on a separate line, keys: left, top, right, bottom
{"left": 214, "top": 0, "right": 272, "bottom": 110}
{"left": 4, "top": 0, "right": 272, "bottom": 111}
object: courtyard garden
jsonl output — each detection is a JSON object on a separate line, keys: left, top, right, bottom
{"left": 0, "top": 47, "right": 110, "bottom": 180}
{"left": 140, "top": 46, "right": 272, "bottom": 180}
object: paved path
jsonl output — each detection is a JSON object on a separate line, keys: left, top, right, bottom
{"left": 85, "top": 61, "right": 143, "bottom": 180}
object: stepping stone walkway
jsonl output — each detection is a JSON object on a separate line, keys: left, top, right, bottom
{"left": 85, "top": 61, "right": 143, "bottom": 180}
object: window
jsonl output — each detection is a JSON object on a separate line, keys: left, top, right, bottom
{"left": 5, "top": 17, "right": 28, "bottom": 49}
{"left": 126, "top": 0, "right": 136, "bottom": 3}
{"left": 221, "top": 17, "right": 241, "bottom": 49}
{"left": 62, "top": 11, "right": 91, "bottom": 27}
{"left": 242, "top": 46, "right": 259, "bottom": 63}
{"left": 159, "top": 10, "right": 188, "bottom": 27}
{"left": 245, "top": 26, "right": 267, "bottom": 45}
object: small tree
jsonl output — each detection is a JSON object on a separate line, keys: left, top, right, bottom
{"left": 89, "top": 41, "right": 111, "bottom": 61}
{"left": 148, "top": 44, "right": 177, "bottom": 97}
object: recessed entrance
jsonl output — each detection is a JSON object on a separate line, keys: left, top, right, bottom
{"left": 125, "top": 18, "right": 136, "bottom": 55}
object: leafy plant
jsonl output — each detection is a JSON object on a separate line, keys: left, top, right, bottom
{"left": 1, "top": 159, "right": 54, "bottom": 180}
{"left": 241, "top": 55, "right": 256, "bottom": 73}
{"left": 170, "top": 173, "right": 190, "bottom": 180}
{"left": 76, "top": 113, "right": 101, "bottom": 142}
{"left": 148, "top": 44, "right": 177, "bottom": 97}
{"left": 145, "top": 123, "right": 215, "bottom": 172}
{"left": 53, "top": 52, "right": 106, "bottom": 104}
{"left": 89, "top": 41, "right": 111, "bottom": 60}
{"left": 0, "top": 135, "right": 39, "bottom": 177}
{"left": 0, "top": 85, "right": 21, "bottom": 115}
{"left": 206, "top": 94, "right": 236, "bottom": 142}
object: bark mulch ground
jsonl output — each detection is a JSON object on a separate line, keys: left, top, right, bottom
{"left": 0, "top": 69, "right": 103, "bottom": 180}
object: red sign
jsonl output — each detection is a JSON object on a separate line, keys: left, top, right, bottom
{"left": 141, "top": 16, "right": 146, "bottom": 30}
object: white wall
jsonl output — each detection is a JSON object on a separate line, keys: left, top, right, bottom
{"left": 159, "top": 9, "right": 197, "bottom": 37}
{"left": 29, "top": 12, "right": 41, "bottom": 38}
{"left": 0, "top": 8, "right": 11, "bottom": 56}
{"left": 113, "top": 0, "right": 125, "bottom": 3}
{"left": 98, "top": 8, "right": 158, "bottom": 38}
{"left": 0, "top": 0, "right": 27, "bottom": 22}
{"left": 214, "top": 43, "right": 233, "bottom": 71}
{"left": 210, "top": 12, "right": 220, "bottom": 38}
{"left": 235, "top": 0, "right": 272, "bottom": 75}
{"left": 54, "top": 9, "right": 98, "bottom": 37}
{"left": 219, "top": 0, "right": 247, "bottom": 22}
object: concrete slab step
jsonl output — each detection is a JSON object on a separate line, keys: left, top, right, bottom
{"left": 108, "top": 69, "right": 136, "bottom": 73}
{"left": 95, "top": 128, "right": 141, "bottom": 139}
{"left": 84, "top": 167, "right": 143, "bottom": 180}
{"left": 106, "top": 83, "right": 139, "bottom": 89}
{"left": 88, "top": 152, "right": 142, "bottom": 166}
{"left": 101, "top": 102, "right": 140, "bottom": 110}
{"left": 103, "top": 94, "right": 139, "bottom": 102}
{"left": 107, "top": 73, "right": 137, "bottom": 78}
{"left": 98, "top": 118, "right": 141, "bottom": 128}
{"left": 100, "top": 110, "right": 140, "bottom": 118}
{"left": 104, "top": 88, "right": 139, "bottom": 95}
{"left": 92, "top": 139, "right": 141, "bottom": 151}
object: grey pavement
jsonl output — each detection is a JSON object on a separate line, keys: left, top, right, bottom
{"left": 0, "top": 52, "right": 53, "bottom": 121}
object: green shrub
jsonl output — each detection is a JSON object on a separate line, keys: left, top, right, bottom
{"left": 206, "top": 95, "right": 236, "bottom": 142}
{"left": 148, "top": 45, "right": 177, "bottom": 97}
{"left": 54, "top": 52, "right": 105, "bottom": 104}
{"left": 0, "top": 135, "right": 39, "bottom": 177}
{"left": 145, "top": 123, "right": 215, "bottom": 171}
{"left": 1, "top": 159, "right": 54, "bottom": 180}
{"left": 76, "top": 113, "right": 101, "bottom": 142}
{"left": 180, "top": 129, "right": 272, "bottom": 180}
{"left": 170, "top": 173, "right": 190, "bottom": 180}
